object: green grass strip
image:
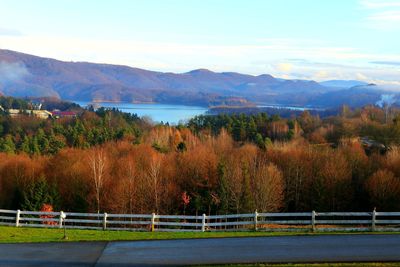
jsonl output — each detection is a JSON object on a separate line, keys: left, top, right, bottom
{"left": 0, "top": 226, "right": 399, "bottom": 243}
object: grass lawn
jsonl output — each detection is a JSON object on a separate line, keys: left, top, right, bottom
{"left": 0, "top": 226, "right": 316, "bottom": 243}
{"left": 0, "top": 225, "right": 399, "bottom": 243}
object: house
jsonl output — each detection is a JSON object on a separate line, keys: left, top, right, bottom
{"left": 7, "top": 109, "right": 52, "bottom": 119}
{"left": 7, "top": 109, "right": 21, "bottom": 117}
{"left": 30, "top": 102, "right": 42, "bottom": 110}
{"left": 51, "top": 110, "right": 77, "bottom": 118}
{"left": 31, "top": 110, "right": 53, "bottom": 119}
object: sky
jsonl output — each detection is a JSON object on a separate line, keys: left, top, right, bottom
{"left": 0, "top": 0, "right": 400, "bottom": 87}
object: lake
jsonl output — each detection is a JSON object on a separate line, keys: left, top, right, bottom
{"left": 74, "top": 101, "right": 208, "bottom": 124}
{"left": 74, "top": 101, "right": 324, "bottom": 124}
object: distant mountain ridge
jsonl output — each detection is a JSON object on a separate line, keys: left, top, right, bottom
{"left": 0, "top": 49, "right": 395, "bottom": 108}
{"left": 319, "top": 80, "right": 369, "bottom": 88}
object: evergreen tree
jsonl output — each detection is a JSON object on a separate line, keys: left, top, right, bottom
{"left": 217, "top": 162, "right": 229, "bottom": 214}
{"left": 255, "top": 133, "right": 265, "bottom": 150}
{"left": 21, "top": 176, "right": 59, "bottom": 211}
{"left": 36, "top": 129, "right": 50, "bottom": 153}
{"left": 20, "top": 136, "right": 31, "bottom": 154}
{"left": 30, "top": 136, "right": 41, "bottom": 155}
{"left": 232, "top": 120, "right": 246, "bottom": 142}
{"left": 247, "top": 118, "right": 257, "bottom": 141}
{"left": 48, "top": 132, "right": 66, "bottom": 154}
{"left": 265, "top": 137, "right": 273, "bottom": 148}
{"left": 0, "top": 135, "right": 16, "bottom": 154}
{"left": 240, "top": 164, "right": 255, "bottom": 213}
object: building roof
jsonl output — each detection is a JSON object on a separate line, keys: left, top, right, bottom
{"left": 7, "top": 109, "right": 52, "bottom": 118}
{"left": 51, "top": 111, "right": 77, "bottom": 116}
{"left": 8, "top": 109, "right": 21, "bottom": 114}
{"left": 32, "top": 110, "right": 52, "bottom": 115}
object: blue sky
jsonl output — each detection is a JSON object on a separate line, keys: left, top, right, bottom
{"left": 0, "top": 0, "right": 399, "bottom": 86}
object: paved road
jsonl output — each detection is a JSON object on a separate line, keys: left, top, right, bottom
{"left": 0, "top": 242, "right": 106, "bottom": 266}
{"left": 0, "top": 234, "right": 399, "bottom": 266}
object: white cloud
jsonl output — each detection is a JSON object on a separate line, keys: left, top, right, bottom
{"left": 355, "top": 73, "right": 369, "bottom": 80}
{"left": 370, "top": 61, "right": 400, "bottom": 66}
{"left": 276, "top": 63, "right": 293, "bottom": 72}
{"left": 0, "top": 27, "right": 22, "bottom": 36}
{"left": 360, "top": 0, "right": 400, "bottom": 9}
{"left": 263, "top": 58, "right": 400, "bottom": 90}
{"left": 1, "top": 34, "right": 400, "bottom": 88}
{"left": 369, "top": 10, "right": 400, "bottom": 22}
{"left": 367, "top": 10, "right": 400, "bottom": 30}
{"left": 314, "top": 70, "right": 329, "bottom": 80}
{"left": 360, "top": 0, "right": 400, "bottom": 30}
{"left": 2, "top": 35, "right": 379, "bottom": 72}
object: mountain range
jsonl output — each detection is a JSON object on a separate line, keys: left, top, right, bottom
{"left": 0, "top": 49, "right": 397, "bottom": 108}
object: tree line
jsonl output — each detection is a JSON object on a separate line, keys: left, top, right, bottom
{"left": 1, "top": 98, "right": 400, "bottom": 214}
{"left": 0, "top": 99, "right": 143, "bottom": 155}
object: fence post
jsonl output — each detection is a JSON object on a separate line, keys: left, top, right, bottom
{"left": 372, "top": 208, "right": 376, "bottom": 232}
{"left": 103, "top": 212, "right": 108, "bottom": 230}
{"left": 59, "top": 211, "right": 64, "bottom": 229}
{"left": 151, "top": 213, "right": 156, "bottom": 232}
{"left": 15, "top": 209, "right": 20, "bottom": 227}
{"left": 201, "top": 214, "right": 206, "bottom": 232}
{"left": 311, "top": 210, "right": 316, "bottom": 232}
{"left": 254, "top": 210, "right": 258, "bottom": 231}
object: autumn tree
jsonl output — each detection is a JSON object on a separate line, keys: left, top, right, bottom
{"left": 252, "top": 161, "right": 284, "bottom": 212}
{"left": 148, "top": 153, "right": 163, "bottom": 213}
{"left": 47, "top": 148, "right": 90, "bottom": 212}
{"left": 121, "top": 154, "right": 137, "bottom": 214}
{"left": 216, "top": 161, "right": 229, "bottom": 214}
{"left": 365, "top": 169, "right": 400, "bottom": 211}
{"left": 267, "top": 142, "right": 313, "bottom": 211}
{"left": 89, "top": 147, "right": 107, "bottom": 213}
{"left": 0, "top": 154, "right": 47, "bottom": 209}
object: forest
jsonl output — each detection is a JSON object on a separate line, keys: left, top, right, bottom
{"left": 1, "top": 96, "right": 400, "bottom": 215}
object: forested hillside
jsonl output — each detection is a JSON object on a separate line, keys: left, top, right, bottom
{"left": 1, "top": 97, "right": 400, "bottom": 215}
{"left": 1, "top": 49, "right": 395, "bottom": 108}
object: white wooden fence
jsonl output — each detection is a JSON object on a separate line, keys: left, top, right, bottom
{"left": 1, "top": 209, "right": 400, "bottom": 232}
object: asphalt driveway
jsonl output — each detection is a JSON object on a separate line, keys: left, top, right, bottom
{"left": 0, "top": 234, "right": 399, "bottom": 266}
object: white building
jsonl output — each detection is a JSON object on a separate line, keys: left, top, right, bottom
{"left": 7, "top": 109, "right": 52, "bottom": 119}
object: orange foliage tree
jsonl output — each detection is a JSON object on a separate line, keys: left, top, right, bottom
{"left": 40, "top": 203, "right": 57, "bottom": 225}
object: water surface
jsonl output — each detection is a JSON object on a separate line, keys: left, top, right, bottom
{"left": 75, "top": 101, "right": 207, "bottom": 124}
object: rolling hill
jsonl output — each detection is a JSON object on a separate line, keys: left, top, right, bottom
{"left": 0, "top": 49, "right": 396, "bottom": 108}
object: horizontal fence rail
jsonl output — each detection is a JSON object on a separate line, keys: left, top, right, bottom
{"left": 1, "top": 209, "right": 400, "bottom": 232}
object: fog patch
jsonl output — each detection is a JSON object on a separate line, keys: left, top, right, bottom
{"left": 0, "top": 61, "right": 29, "bottom": 83}
{"left": 376, "top": 94, "right": 396, "bottom": 108}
